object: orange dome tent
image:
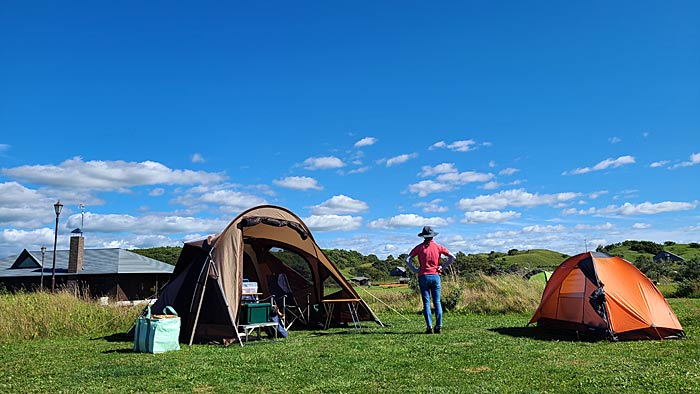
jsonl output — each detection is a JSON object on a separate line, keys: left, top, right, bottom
{"left": 529, "top": 252, "right": 684, "bottom": 340}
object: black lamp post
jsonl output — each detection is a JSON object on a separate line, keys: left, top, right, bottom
{"left": 40, "top": 245, "right": 46, "bottom": 291}
{"left": 51, "top": 200, "right": 63, "bottom": 292}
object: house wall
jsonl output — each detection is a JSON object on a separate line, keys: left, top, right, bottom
{"left": 0, "top": 273, "right": 171, "bottom": 301}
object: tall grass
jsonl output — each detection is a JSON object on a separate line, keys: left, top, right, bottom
{"left": 362, "top": 273, "right": 544, "bottom": 315}
{"left": 441, "top": 273, "right": 543, "bottom": 314}
{"left": 0, "top": 290, "right": 141, "bottom": 343}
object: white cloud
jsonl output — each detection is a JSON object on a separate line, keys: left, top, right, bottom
{"left": 609, "top": 137, "right": 622, "bottom": 144}
{"left": 462, "top": 210, "right": 521, "bottom": 224}
{"left": 302, "top": 215, "right": 362, "bottom": 232}
{"left": 354, "top": 137, "right": 377, "bottom": 147}
{"left": 149, "top": 188, "right": 165, "bottom": 197}
{"left": 367, "top": 214, "right": 449, "bottom": 229}
{"left": 408, "top": 180, "right": 453, "bottom": 197}
{"left": 632, "top": 223, "right": 651, "bottom": 229}
{"left": 191, "top": 153, "right": 205, "bottom": 163}
{"left": 302, "top": 156, "right": 345, "bottom": 170}
{"left": 489, "top": 161, "right": 497, "bottom": 168}
{"left": 574, "top": 222, "right": 614, "bottom": 230}
{"left": 414, "top": 199, "right": 449, "bottom": 213}
{"left": 498, "top": 168, "right": 519, "bottom": 176}
{"left": 588, "top": 190, "right": 608, "bottom": 199}
{"left": 429, "top": 139, "right": 477, "bottom": 152}
{"left": 172, "top": 185, "right": 268, "bottom": 212}
{"left": 650, "top": 160, "right": 669, "bottom": 168}
{"left": 616, "top": 201, "right": 697, "bottom": 215}
{"left": 348, "top": 166, "right": 370, "bottom": 174}
{"left": 385, "top": 153, "right": 417, "bottom": 167}
{"left": 436, "top": 171, "right": 493, "bottom": 185}
{"left": 1, "top": 157, "right": 225, "bottom": 190}
{"left": 311, "top": 195, "right": 369, "bottom": 215}
{"left": 481, "top": 181, "right": 500, "bottom": 190}
{"left": 457, "top": 189, "right": 580, "bottom": 211}
{"left": 419, "top": 163, "right": 457, "bottom": 177}
{"left": 64, "top": 212, "right": 227, "bottom": 234}
{"left": 564, "top": 155, "right": 636, "bottom": 175}
{"left": 563, "top": 201, "right": 698, "bottom": 216}
{"left": 273, "top": 176, "right": 323, "bottom": 190}
{"left": 670, "top": 153, "right": 700, "bottom": 169}
{"left": 0, "top": 144, "right": 9, "bottom": 153}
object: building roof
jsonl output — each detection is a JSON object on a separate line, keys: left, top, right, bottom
{"left": 0, "top": 248, "right": 174, "bottom": 278}
{"left": 653, "top": 250, "right": 686, "bottom": 262}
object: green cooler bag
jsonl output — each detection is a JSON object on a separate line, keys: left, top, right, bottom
{"left": 133, "top": 305, "right": 181, "bottom": 354}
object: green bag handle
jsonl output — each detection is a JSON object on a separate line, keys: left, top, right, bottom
{"left": 145, "top": 305, "right": 152, "bottom": 318}
{"left": 163, "top": 306, "right": 178, "bottom": 316}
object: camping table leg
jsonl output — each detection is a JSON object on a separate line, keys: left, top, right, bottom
{"left": 347, "top": 301, "right": 361, "bottom": 330}
{"left": 322, "top": 299, "right": 361, "bottom": 330}
{"left": 323, "top": 302, "right": 335, "bottom": 330}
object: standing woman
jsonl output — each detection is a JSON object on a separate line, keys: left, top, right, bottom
{"left": 405, "top": 226, "right": 455, "bottom": 334}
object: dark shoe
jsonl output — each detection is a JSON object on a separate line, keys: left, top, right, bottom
{"left": 425, "top": 327, "right": 433, "bottom": 334}
{"left": 434, "top": 326, "right": 441, "bottom": 334}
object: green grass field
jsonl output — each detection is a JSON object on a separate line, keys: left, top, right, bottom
{"left": 1, "top": 296, "right": 699, "bottom": 393}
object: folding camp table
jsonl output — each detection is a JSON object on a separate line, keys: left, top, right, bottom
{"left": 321, "top": 298, "right": 361, "bottom": 330}
{"left": 238, "top": 321, "right": 279, "bottom": 344}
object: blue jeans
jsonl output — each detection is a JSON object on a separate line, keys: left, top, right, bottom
{"left": 418, "top": 274, "right": 442, "bottom": 328}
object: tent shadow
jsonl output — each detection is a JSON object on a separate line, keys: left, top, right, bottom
{"left": 102, "top": 348, "right": 135, "bottom": 354}
{"left": 489, "top": 326, "right": 603, "bottom": 342}
{"left": 309, "top": 329, "right": 432, "bottom": 337}
{"left": 92, "top": 332, "right": 133, "bottom": 343}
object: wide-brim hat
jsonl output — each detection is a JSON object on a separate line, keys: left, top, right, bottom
{"left": 418, "top": 226, "right": 438, "bottom": 238}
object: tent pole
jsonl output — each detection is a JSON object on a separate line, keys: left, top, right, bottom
{"left": 188, "top": 257, "right": 210, "bottom": 347}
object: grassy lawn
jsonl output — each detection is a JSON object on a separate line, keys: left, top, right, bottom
{"left": 1, "top": 299, "right": 699, "bottom": 393}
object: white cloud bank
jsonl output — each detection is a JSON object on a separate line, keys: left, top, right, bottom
{"left": 302, "top": 215, "right": 362, "bottom": 232}
{"left": 457, "top": 189, "right": 580, "bottom": 211}
{"left": 563, "top": 201, "right": 698, "bottom": 216}
{"left": 273, "top": 176, "right": 322, "bottom": 190}
{"left": 462, "top": 210, "right": 521, "bottom": 224}
{"left": 430, "top": 140, "right": 477, "bottom": 152}
{"left": 563, "top": 155, "right": 635, "bottom": 175}
{"left": 367, "top": 214, "right": 449, "bottom": 229}
{"left": 310, "top": 195, "right": 369, "bottom": 215}
{"left": 354, "top": 137, "right": 377, "bottom": 147}
{"left": 302, "top": 156, "right": 345, "bottom": 170}
{"left": 1, "top": 157, "right": 225, "bottom": 190}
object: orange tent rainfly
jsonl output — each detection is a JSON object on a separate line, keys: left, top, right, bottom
{"left": 529, "top": 252, "right": 684, "bottom": 340}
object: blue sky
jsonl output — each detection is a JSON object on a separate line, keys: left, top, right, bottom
{"left": 1, "top": 1, "right": 698, "bottom": 259}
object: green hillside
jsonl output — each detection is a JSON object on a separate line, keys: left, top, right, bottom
{"left": 597, "top": 241, "right": 700, "bottom": 263}
{"left": 471, "top": 249, "right": 568, "bottom": 270}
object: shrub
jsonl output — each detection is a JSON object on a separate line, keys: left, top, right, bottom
{"left": 674, "top": 280, "right": 700, "bottom": 298}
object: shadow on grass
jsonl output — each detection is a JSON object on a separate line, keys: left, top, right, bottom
{"left": 92, "top": 332, "right": 133, "bottom": 343}
{"left": 309, "top": 328, "right": 437, "bottom": 337}
{"left": 489, "top": 326, "right": 603, "bottom": 342}
{"left": 102, "top": 348, "right": 135, "bottom": 354}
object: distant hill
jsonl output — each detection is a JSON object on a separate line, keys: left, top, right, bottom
{"left": 597, "top": 241, "right": 700, "bottom": 263}
{"left": 472, "top": 249, "right": 569, "bottom": 270}
{"left": 130, "top": 246, "right": 181, "bottom": 265}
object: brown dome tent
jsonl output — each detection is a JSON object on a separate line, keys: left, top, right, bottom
{"left": 151, "top": 205, "right": 382, "bottom": 346}
{"left": 529, "top": 252, "right": 684, "bottom": 340}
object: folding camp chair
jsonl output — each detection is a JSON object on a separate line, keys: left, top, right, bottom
{"left": 268, "top": 273, "right": 309, "bottom": 330}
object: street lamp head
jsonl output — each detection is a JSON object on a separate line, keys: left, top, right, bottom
{"left": 54, "top": 200, "right": 63, "bottom": 216}
{"left": 41, "top": 245, "right": 46, "bottom": 253}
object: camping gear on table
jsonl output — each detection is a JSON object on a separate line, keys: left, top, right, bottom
{"left": 529, "top": 252, "right": 684, "bottom": 340}
{"left": 149, "top": 205, "right": 383, "bottom": 347}
{"left": 133, "top": 305, "right": 181, "bottom": 353}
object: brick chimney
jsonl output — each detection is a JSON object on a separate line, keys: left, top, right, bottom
{"left": 68, "top": 235, "right": 84, "bottom": 273}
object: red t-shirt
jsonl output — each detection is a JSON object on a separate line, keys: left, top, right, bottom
{"left": 409, "top": 240, "right": 451, "bottom": 275}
